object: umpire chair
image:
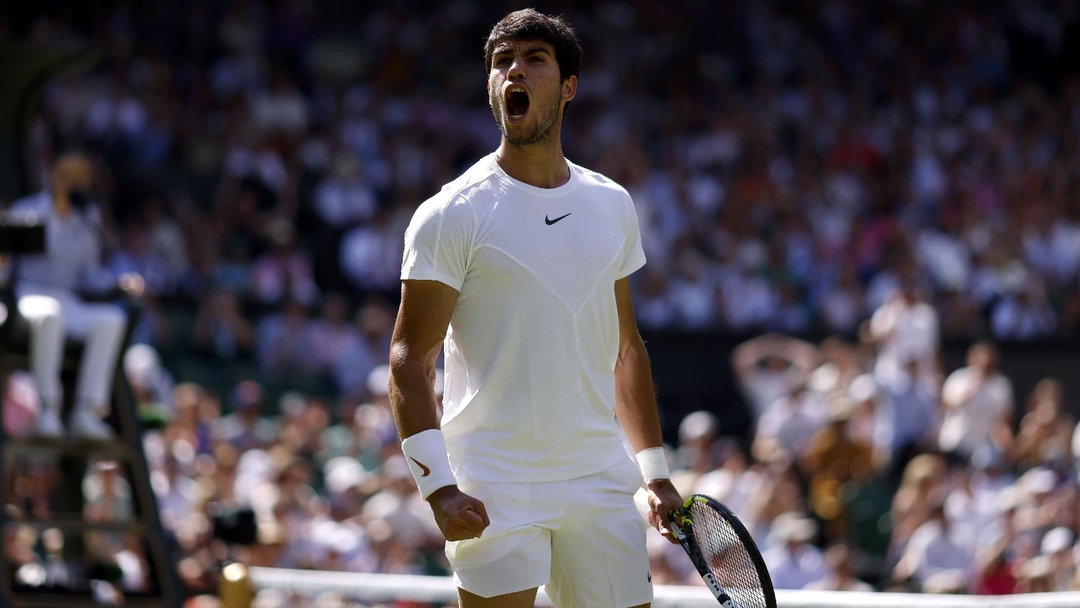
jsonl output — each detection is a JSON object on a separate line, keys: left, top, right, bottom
{"left": 0, "top": 41, "right": 180, "bottom": 608}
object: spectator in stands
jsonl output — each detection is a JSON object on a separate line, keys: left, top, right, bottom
{"left": 191, "top": 287, "right": 255, "bottom": 360}
{"left": 216, "top": 380, "right": 277, "bottom": 452}
{"left": 671, "top": 410, "right": 722, "bottom": 484}
{"left": 991, "top": 279, "right": 1058, "bottom": 341}
{"left": 306, "top": 293, "right": 366, "bottom": 392}
{"left": 692, "top": 438, "right": 759, "bottom": 518}
{"left": 312, "top": 153, "right": 379, "bottom": 231}
{"left": 762, "top": 511, "right": 831, "bottom": 590}
{"left": 801, "top": 396, "right": 874, "bottom": 541}
{"left": 251, "top": 218, "right": 318, "bottom": 308}
{"left": 804, "top": 542, "right": 874, "bottom": 592}
{"left": 732, "top": 333, "right": 819, "bottom": 422}
{"left": 892, "top": 499, "right": 972, "bottom": 594}
{"left": 7, "top": 152, "right": 136, "bottom": 439}
{"left": 255, "top": 297, "right": 313, "bottom": 375}
{"left": 866, "top": 281, "right": 940, "bottom": 385}
{"left": 871, "top": 358, "right": 940, "bottom": 472}
{"left": 752, "top": 384, "right": 828, "bottom": 465}
{"left": 889, "top": 454, "right": 948, "bottom": 562}
{"left": 1011, "top": 379, "right": 1075, "bottom": 473}
{"left": 338, "top": 209, "right": 401, "bottom": 293}
{"left": 938, "top": 342, "right": 1015, "bottom": 463}
{"left": 806, "top": 336, "right": 861, "bottom": 398}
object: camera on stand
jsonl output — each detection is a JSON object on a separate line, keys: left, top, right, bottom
{"left": 0, "top": 220, "right": 45, "bottom": 255}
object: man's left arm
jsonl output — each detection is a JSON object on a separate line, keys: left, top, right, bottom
{"left": 614, "top": 276, "right": 683, "bottom": 542}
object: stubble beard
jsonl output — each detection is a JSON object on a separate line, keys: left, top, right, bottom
{"left": 491, "top": 89, "right": 561, "bottom": 146}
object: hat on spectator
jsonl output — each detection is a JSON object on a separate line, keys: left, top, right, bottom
{"left": 324, "top": 456, "right": 369, "bottom": 495}
{"left": 1041, "top": 527, "right": 1075, "bottom": 555}
{"left": 382, "top": 454, "right": 412, "bottom": 482}
{"left": 679, "top": 411, "right": 719, "bottom": 444}
{"left": 279, "top": 392, "right": 307, "bottom": 419}
{"left": 848, "top": 374, "right": 877, "bottom": 404}
{"left": 124, "top": 344, "right": 161, "bottom": 387}
{"left": 771, "top": 512, "right": 816, "bottom": 543}
{"left": 1018, "top": 467, "right": 1057, "bottom": 497}
{"left": 366, "top": 364, "right": 390, "bottom": 398}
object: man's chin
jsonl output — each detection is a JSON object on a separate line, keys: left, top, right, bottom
{"left": 501, "top": 121, "right": 554, "bottom": 146}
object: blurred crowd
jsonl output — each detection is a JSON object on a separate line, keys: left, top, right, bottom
{"left": 2, "top": 0, "right": 1080, "bottom": 605}
{"left": 654, "top": 321, "right": 1080, "bottom": 596}
{"left": 5, "top": 0, "right": 1080, "bottom": 344}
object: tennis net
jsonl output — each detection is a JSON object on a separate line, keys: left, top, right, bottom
{"left": 244, "top": 567, "right": 1080, "bottom": 607}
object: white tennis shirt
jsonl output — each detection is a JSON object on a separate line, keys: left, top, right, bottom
{"left": 401, "top": 153, "right": 647, "bottom": 483}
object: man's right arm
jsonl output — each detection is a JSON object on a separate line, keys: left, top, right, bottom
{"left": 388, "top": 278, "right": 488, "bottom": 541}
{"left": 389, "top": 279, "right": 458, "bottom": 438}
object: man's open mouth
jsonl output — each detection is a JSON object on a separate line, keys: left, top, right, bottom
{"left": 505, "top": 86, "right": 530, "bottom": 123}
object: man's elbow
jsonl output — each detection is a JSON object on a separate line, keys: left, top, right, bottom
{"left": 616, "top": 336, "right": 649, "bottom": 368}
{"left": 388, "top": 340, "right": 432, "bottom": 387}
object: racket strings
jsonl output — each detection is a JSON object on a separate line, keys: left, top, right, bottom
{"left": 686, "top": 502, "right": 770, "bottom": 608}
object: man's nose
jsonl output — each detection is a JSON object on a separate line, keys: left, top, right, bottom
{"left": 508, "top": 57, "right": 527, "bottom": 80}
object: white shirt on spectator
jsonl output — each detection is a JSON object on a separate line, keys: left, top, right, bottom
{"left": 900, "top": 519, "right": 972, "bottom": 585}
{"left": 741, "top": 367, "right": 802, "bottom": 421}
{"left": 870, "top": 295, "right": 939, "bottom": 379}
{"left": 314, "top": 176, "right": 377, "bottom": 229}
{"left": 990, "top": 296, "right": 1056, "bottom": 340}
{"left": 1050, "top": 219, "right": 1080, "bottom": 282}
{"left": 340, "top": 223, "right": 401, "bottom": 291}
{"left": 756, "top": 392, "right": 828, "bottom": 459}
{"left": 938, "top": 367, "right": 1012, "bottom": 458}
{"left": 763, "top": 543, "right": 831, "bottom": 590}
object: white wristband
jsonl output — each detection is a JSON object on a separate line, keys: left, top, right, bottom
{"left": 401, "top": 429, "right": 457, "bottom": 499}
{"left": 636, "top": 447, "right": 670, "bottom": 482}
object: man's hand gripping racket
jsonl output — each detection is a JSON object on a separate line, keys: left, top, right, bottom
{"left": 668, "top": 494, "right": 777, "bottom": 608}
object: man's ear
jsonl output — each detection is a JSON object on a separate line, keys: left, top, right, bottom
{"left": 562, "top": 75, "right": 577, "bottom": 104}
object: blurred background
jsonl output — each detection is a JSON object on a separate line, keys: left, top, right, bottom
{"left": 1, "top": 0, "right": 1080, "bottom": 606}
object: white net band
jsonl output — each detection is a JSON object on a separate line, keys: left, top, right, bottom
{"left": 247, "top": 568, "right": 1080, "bottom": 607}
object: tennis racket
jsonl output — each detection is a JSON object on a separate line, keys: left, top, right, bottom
{"left": 669, "top": 494, "right": 776, "bottom": 608}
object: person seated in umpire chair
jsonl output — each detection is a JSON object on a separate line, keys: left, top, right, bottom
{"left": 3, "top": 151, "right": 142, "bottom": 439}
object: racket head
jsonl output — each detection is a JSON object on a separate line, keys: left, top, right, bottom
{"left": 671, "top": 494, "right": 777, "bottom": 608}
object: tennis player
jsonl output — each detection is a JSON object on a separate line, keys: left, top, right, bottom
{"left": 389, "top": 9, "right": 683, "bottom": 607}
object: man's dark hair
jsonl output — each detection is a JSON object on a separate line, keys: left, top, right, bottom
{"left": 484, "top": 9, "right": 582, "bottom": 82}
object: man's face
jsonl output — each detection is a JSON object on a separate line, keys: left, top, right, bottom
{"left": 51, "top": 155, "right": 93, "bottom": 195}
{"left": 487, "top": 39, "right": 573, "bottom": 146}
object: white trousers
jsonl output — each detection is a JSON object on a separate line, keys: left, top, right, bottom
{"left": 16, "top": 288, "right": 127, "bottom": 412}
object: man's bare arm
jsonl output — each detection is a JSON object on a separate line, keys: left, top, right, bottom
{"left": 388, "top": 278, "right": 488, "bottom": 540}
{"left": 389, "top": 279, "right": 458, "bottom": 439}
{"left": 613, "top": 277, "right": 662, "bottom": 453}
{"left": 613, "top": 277, "right": 682, "bottom": 542}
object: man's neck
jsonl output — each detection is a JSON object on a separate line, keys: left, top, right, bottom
{"left": 50, "top": 190, "right": 72, "bottom": 219}
{"left": 494, "top": 139, "right": 570, "bottom": 189}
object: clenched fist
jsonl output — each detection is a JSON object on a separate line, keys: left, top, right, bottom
{"left": 427, "top": 485, "right": 490, "bottom": 541}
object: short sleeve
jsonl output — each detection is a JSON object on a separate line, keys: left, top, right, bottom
{"left": 616, "top": 192, "right": 647, "bottom": 279}
{"left": 401, "top": 195, "right": 475, "bottom": 290}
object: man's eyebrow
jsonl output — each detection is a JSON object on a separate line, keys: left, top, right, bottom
{"left": 492, "top": 45, "right": 553, "bottom": 58}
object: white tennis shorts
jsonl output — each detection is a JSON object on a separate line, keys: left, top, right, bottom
{"left": 447, "top": 457, "right": 653, "bottom": 606}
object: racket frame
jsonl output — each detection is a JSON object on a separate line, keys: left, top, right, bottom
{"left": 669, "top": 494, "right": 777, "bottom": 608}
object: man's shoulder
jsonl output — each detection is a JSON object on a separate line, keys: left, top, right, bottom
{"left": 436, "top": 155, "right": 503, "bottom": 202}
{"left": 571, "top": 161, "right": 631, "bottom": 199}
{"left": 8, "top": 191, "right": 50, "bottom": 216}
{"left": 414, "top": 156, "right": 501, "bottom": 217}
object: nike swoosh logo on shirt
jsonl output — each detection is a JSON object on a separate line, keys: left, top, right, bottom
{"left": 545, "top": 212, "right": 571, "bottom": 225}
{"left": 409, "top": 457, "right": 431, "bottom": 477}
